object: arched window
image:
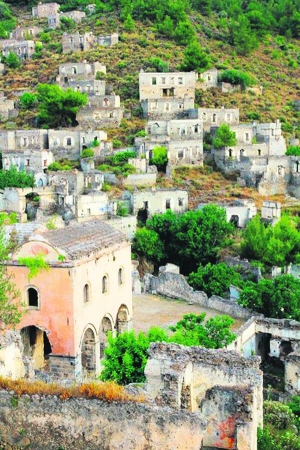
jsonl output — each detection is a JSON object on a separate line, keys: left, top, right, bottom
{"left": 66, "top": 137, "right": 72, "bottom": 146}
{"left": 102, "top": 276, "right": 108, "bottom": 293}
{"left": 118, "top": 268, "right": 123, "bottom": 285}
{"left": 83, "top": 284, "right": 89, "bottom": 303}
{"left": 258, "top": 149, "right": 261, "bottom": 156}
{"left": 202, "top": 113, "right": 207, "bottom": 121}
{"left": 212, "top": 113, "right": 217, "bottom": 123}
{"left": 28, "top": 287, "right": 38, "bottom": 307}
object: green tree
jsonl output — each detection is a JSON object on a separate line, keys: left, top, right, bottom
{"left": 36, "top": 84, "right": 87, "bottom": 128}
{"left": 238, "top": 275, "right": 300, "bottom": 320}
{"left": 81, "top": 148, "right": 94, "bottom": 158}
{"left": 124, "top": 13, "right": 135, "bottom": 31}
{"left": 100, "top": 313, "right": 235, "bottom": 385}
{"left": 213, "top": 124, "right": 237, "bottom": 149}
{"left": 169, "top": 313, "right": 235, "bottom": 349}
{"left": 100, "top": 330, "right": 150, "bottom": 385}
{"left": 174, "top": 20, "right": 195, "bottom": 44}
{"left": 150, "top": 146, "right": 168, "bottom": 171}
{"left": 0, "top": 167, "right": 35, "bottom": 190}
{"left": 132, "top": 228, "right": 164, "bottom": 264}
{"left": 180, "top": 41, "right": 211, "bottom": 72}
{"left": 188, "top": 262, "right": 244, "bottom": 297}
{"left": 0, "top": 213, "right": 22, "bottom": 327}
{"left": 228, "top": 15, "right": 259, "bottom": 55}
{"left": 19, "top": 93, "right": 37, "bottom": 110}
{"left": 241, "top": 215, "right": 267, "bottom": 262}
{"left": 5, "top": 52, "right": 20, "bottom": 69}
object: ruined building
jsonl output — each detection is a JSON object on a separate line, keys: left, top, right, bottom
{"left": 6, "top": 219, "right": 132, "bottom": 380}
{"left": 0, "top": 92, "right": 18, "bottom": 121}
{"left": 135, "top": 119, "right": 203, "bottom": 167}
{"left": 57, "top": 61, "right": 124, "bottom": 128}
{"left": 62, "top": 31, "right": 119, "bottom": 53}
{"left": 48, "top": 10, "right": 86, "bottom": 29}
{"left": 139, "top": 70, "right": 196, "bottom": 120}
{"left": 10, "top": 26, "right": 42, "bottom": 40}
{"left": 0, "top": 39, "right": 35, "bottom": 60}
{"left": 32, "top": 2, "right": 60, "bottom": 18}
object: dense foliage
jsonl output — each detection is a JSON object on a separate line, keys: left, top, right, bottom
{"left": 238, "top": 275, "right": 300, "bottom": 320}
{"left": 0, "top": 1, "right": 17, "bottom": 38}
{"left": 150, "top": 146, "right": 168, "bottom": 171}
{"left": 213, "top": 124, "right": 237, "bottom": 149}
{"left": 258, "top": 401, "right": 300, "bottom": 450}
{"left": 101, "top": 313, "right": 235, "bottom": 384}
{"left": 36, "top": 84, "right": 88, "bottom": 128}
{"left": 0, "top": 167, "right": 35, "bottom": 190}
{"left": 188, "top": 262, "right": 244, "bottom": 297}
{"left": 241, "top": 215, "right": 300, "bottom": 267}
{"left": 133, "top": 206, "right": 234, "bottom": 274}
{"left": 217, "top": 69, "right": 256, "bottom": 89}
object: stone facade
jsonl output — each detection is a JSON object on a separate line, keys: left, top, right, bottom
{"left": 7, "top": 220, "right": 133, "bottom": 380}
{"left": 0, "top": 92, "right": 18, "bottom": 121}
{"left": 228, "top": 316, "right": 300, "bottom": 395}
{"left": 146, "top": 343, "right": 263, "bottom": 450}
{"left": 188, "top": 106, "right": 239, "bottom": 131}
{"left": 57, "top": 61, "right": 124, "bottom": 128}
{"left": 198, "top": 199, "right": 257, "bottom": 228}
{"left": 48, "top": 10, "right": 86, "bottom": 29}
{"left": 136, "top": 119, "right": 203, "bottom": 167}
{"left": 10, "top": 26, "right": 42, "bottom": 40}
{"left": 32, "top": 2, "right": 60, "bottom": 18}
{"left": 0, "top": 39, "right": 35, "bottom": 59}
{"left": 139, "top": 71, "right": 197, "bottom": 101}
{"left": 0, "top": 330, "right": 26, "bottom": 379}
{"left": 129, "top": 188, "right": 188, "bottom": 216}
{"left": 62, "top": 32, "right": 118, "bottom": 53}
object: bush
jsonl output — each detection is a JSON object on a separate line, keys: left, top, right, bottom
{"left": 213, "top": 124, "right": 237, "bottom": 149}
{"left": 20, "top": 93, "right": 37, "bottom": 110}
{"left": 81, "top": 148, "right": 94, "bottom": 158}
{"left": 286, "top": 146, "right": 300, "bottom": 156}
{"left": 218, "top": 69, "right": 256, "bottom": 89}
{"left": 0, "top": 167, "right": 35, "bottom": 189}
{"left": 4, "top": 51, "right": 20, "bottom": 69}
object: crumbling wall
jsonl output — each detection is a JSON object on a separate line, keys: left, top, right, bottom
{"left": 0, "top": 391, "right": 206, "bottom": 450}
{"left": 0, "top": 331, "right": 25, "bottom": 379}
{"left": 144, "top": 269, "right": 255, "bottom": 319}
{"left": 145, "top": 343, "right": 263, "bottom": 450}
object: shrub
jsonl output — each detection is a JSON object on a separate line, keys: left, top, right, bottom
{"left": 81, "top": 148, "right": 94, "bottom": 158}
{"left": 218, "top": 69, "right": 256, "bottom": 89}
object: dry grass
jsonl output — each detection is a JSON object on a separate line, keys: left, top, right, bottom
{"left": 0, "top": 376, "right": 145, "bottom": 403}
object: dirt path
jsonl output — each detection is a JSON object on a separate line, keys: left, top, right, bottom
{"left": 133, "top": 293, "right": 244, "bottom": 333}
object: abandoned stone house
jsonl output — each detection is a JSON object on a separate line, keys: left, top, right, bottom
{"left": 10, "top": 26, "right": 42, "bottom": 40}
{"left": 2, "top": 148, "right": 54, "bottom": 176}
{"left": 0, "top": 92, "right": 18, "bottom": 121}
{"left": 57, "top": 61, "right": 107, "bottom": 87}
{"left": 57, "top": 61, "right": 124, "bottom": 127}
{"left": 139, "top": 71, "right": 196, "bottom": 119}
{"left": 48, "top": 10, "right": 86, "bottom": 29}
{"left": 0, "top": 39, "right": 35, "bottom": 59}
{"left": 62, "top": 32, "right": 118, "bottom": 53}
{"left": 198, "top": 68, "right": 219, "bottom": 90}
{"left": 0, "top": 129, "right": 111, "bottom": 170}
{"left": 188, "top": 106, "right": 240, "bottom": 132}
{"left": 77, "top": 95, "right": 124, "bottom": 128}
{"left": 197, "top": 198, "right": 257, "bottom": 228}
{"left": 32, "top": 2, "right": 60, "bottom": 18}
{"left": 136, "top": 119, "right": 203, "bottom": 166}
{"left": 6, "top": 219, "right": 132, "bottom": 380}
{"left": 125, "top": 188, "right": 189, "bottom": 220}
{"left": 146, "top": 343, "right": 262, "bottom": 450}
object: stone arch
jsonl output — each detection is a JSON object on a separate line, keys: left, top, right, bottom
{"left": 21, "top": 325, "right": 52, "bottom": 370}
{"left": 118, "top": 267, "right": 124, "bottom": 285}
{"left": 116, "top": 304, "right": 130, "bottom": 334}
{"left": 99, "top": 314, "right": 114, "bottom": 358}
{"left": 228, "top": 149, "right": 233, "bottom": 158}
{"left": 81, "top": 326, "right": 97, "bottom": 375}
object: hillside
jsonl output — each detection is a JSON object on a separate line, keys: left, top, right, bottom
{"left": 0, "top": 0, "right": 299, "bottom": 207}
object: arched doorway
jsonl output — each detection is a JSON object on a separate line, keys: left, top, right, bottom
{"left": 230, "top": 215, "right": 239, "bottom": 227}
{"left": 81, "top": 327, "right": 96, "bottom": 375}
{"left": 100, "top": 315, "right": 113, "bottom": 358}
{"left": 21, "top": 325, "right": 52, "bottom": 370}
{"left": 116, "top": 305, "right": 130, "bottom": 334}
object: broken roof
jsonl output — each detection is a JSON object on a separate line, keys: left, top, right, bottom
{"left": 40, "top": 219, "right": 127, "bottom": 260}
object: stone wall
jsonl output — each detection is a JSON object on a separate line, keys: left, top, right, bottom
{"left": 0, "top": 331, "right": 25, "bottom": 379}
{"left": 0, "top": 391, "right": 206, "bottom": 450}
{"left": 145, "top": 269, "right": 255, "bottom": 319}
{"left": 145, "top": 343, "right": 263, "bottom": 450}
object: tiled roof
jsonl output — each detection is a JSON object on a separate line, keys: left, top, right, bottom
{"left": 5, "top": 222, "right": 45, "bottom": 246}
{"left": 40, "top": 219, "right": 127, "bottom": 259}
